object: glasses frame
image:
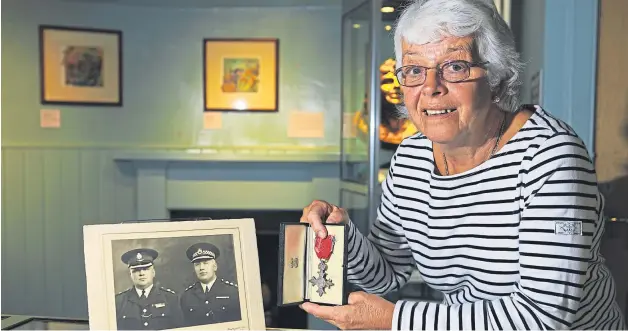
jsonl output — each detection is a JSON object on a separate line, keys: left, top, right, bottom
{"left": 394, "top": 60, "right": 490, "bottom": 87}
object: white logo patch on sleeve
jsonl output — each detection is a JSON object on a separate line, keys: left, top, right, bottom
{"left": 554, "top": 221, "right": 583, "bottom": 235}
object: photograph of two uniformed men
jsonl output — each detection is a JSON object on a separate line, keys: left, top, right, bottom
{"left": 111, "top": 234, "right": 242, "bottom": 330}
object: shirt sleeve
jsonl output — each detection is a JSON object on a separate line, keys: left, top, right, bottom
{"left": 392, "top": 133, "right": 603, "bottom": 330}
{"left": 345, "top": 153, "right": 417, "bottom": 294}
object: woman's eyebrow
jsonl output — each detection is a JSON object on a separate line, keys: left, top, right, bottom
{"left": 446, "top": 45, "right": 469, "bottom": 53}
{"left": 403, "top": 44, "right": 470, "bottom": 59}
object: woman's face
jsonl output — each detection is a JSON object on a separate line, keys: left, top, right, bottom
{"left": 400, "top": 36, "right": 493, "bottom": 145}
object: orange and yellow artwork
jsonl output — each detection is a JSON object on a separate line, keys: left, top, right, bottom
{"left": 221, "top": 58, "right": 260, "bottom": 93}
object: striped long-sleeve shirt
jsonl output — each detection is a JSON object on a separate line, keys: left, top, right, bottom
{"left": 346, "top": 106, "right": 626, "bottom": 330}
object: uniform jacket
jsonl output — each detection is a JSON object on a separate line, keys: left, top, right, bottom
{"left": 179, "top": 278, "right": 241, "bottom": 327}
{"left": 115, "top": 283, "right": 183, "bottom": 330}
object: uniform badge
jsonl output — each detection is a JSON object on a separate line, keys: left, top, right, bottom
{"left": 154, "top": 303, "right": 166, "bottom": 308}
{"left": 136, "top": 252, "right": 143, "bottom": 260}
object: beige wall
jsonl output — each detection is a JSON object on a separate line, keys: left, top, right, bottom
{"left": 595, "top": 0, "right": 628, "bottom": 217}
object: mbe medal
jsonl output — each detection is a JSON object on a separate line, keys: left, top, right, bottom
{"left": 309, "top": 235, "right": 335, "bottom": 296}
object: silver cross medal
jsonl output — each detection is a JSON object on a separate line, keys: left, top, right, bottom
{"left": 309, "top": 235, "right": 335, "bottom": 297}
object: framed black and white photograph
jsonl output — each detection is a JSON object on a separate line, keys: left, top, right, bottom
{"left": 83, "top": 218, "right": 265, "bottom": 330}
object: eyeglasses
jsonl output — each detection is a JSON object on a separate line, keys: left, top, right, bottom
{"left": 394, "top": 60, "right": 489, "bottom": 87}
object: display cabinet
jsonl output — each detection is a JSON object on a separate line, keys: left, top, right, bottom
{"left": 338, "top": 0, "right": 441, "bottom": 303}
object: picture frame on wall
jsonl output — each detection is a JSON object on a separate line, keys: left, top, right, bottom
{"left": 83, "top": 218, "right": 266, "bottom": 330}
{"left": 203, "top": 38, "right": 279, "bottom": 112}
{"left": 39, "top": 25, "right": 122, "bottom": 106}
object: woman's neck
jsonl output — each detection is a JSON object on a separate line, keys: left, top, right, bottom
{"left": 438, "top": 107, "right": 507, "bottom": 175}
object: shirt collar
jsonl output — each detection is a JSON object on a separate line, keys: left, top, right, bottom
{"left": 201, "top": 277, "right": 217, "bottom": 293}
{"left": 136, "top": 284, "right": 153, "bottom": 297}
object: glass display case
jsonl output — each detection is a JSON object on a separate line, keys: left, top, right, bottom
{"left": 338, "top": 0, "right": 442, "bottom": 303}
{"left": 340, "top": 0, "right": 374, "bottom": 187}
{"left": 339, "top": 0, "right": 381, "bottom": 237}
{"left": 339, "top": 0, "right": 420, "bottom": 236}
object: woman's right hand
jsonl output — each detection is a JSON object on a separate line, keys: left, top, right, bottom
{"left": 300, "top": 200, "right": 349, "bottom": 238}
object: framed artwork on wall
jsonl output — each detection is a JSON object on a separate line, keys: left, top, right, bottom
{"left": 203, "top": 38, "right": 279, "bottom": 112}
{"left": 39, "top": 25, "right": 122, "bottom": 106}
{"left": 83, "top": 218, "right": 266, "bottom": 330}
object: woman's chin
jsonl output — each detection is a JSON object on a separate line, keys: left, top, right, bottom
{"left": 421, "top": 130, "right": 458, "bottom": 145}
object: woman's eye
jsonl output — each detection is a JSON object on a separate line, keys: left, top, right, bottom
{"left": 448, "top": 63, "right": 465, "bottom": 72}
{"left": 408, "top": 67, "right": 423, "bottom": 75}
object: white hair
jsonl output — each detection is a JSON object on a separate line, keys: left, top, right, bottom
{"left": 393, "top": 0, "right": 524, "bottom": 114}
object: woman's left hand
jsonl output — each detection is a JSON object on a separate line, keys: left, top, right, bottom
{"left": 300, "top": 291, "right": 395, "bottom": 330}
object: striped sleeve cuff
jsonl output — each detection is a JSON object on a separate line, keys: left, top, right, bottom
{"left": 393, "top": 300, "right": 488, "bottom": 331}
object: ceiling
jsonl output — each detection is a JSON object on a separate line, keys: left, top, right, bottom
{"left": 58, "top": 0, "right": 410, "bottom": 14}
{"left": 58, "top": 0, "right": 341, "bottom": 8}
{"left": 57, "top": 0, "right": 411, "bottom": 24}
{"left": 343, "top": 0, "right": 411, "bottom": 22}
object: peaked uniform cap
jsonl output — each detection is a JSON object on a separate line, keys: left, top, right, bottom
{"left": 186, "top": 243, "right": 220, "bottom": 262}
{"left": 121, "top": 248, "right": 158, "bottom": 269}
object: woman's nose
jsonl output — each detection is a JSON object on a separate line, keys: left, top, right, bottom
{"left": 421, "top": 69, "right": 444, "bottom": 97}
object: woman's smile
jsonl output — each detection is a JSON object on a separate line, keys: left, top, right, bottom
{"left": 422, "top": 108, "right": 458, "bottom": 116}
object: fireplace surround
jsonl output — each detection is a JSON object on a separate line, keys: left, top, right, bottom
{"left": 114, "top": 150, "right": 341, "bottom": 328}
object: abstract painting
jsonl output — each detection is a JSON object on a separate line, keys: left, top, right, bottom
{"left": 222, "top": 58, "right": 260, "bottom": 93}
{"left": 39, "top": 25, "right": 122, "bottom": 106}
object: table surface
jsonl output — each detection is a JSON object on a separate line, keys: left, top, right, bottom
{"left": 1, "top": 315, "right": 309, "bottom": 330}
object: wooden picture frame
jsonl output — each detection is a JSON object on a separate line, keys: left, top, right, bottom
{"left": 203, "top": 38, "right": 279, "bottom": 112}
{"left": 83, "top": 218, "right": 265, "bottom": 330}
{"left": 39, "top": 25, "right": 122, "bottom": 106}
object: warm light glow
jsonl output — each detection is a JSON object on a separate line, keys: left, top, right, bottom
{"left": 353, "top": 23, "right": 361, "bottom": 29}
{"left": 381, "top": 6, "right": 394, "bottom": 13}
{"left": 232, "top": 100, "right": 247, "bottom": 110}
{"left": 385, "top": 25, "right": 392, "bottom": 31}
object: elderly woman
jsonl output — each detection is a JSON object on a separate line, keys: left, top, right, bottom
{"left": 299, "top": 0, "right": 627, "bottom": 330}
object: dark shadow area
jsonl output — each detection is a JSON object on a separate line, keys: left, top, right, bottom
{"left": 598, "top": 115, "right": 628, "bottom": 320}
{"left": 599, "top": 176, "right": 628, "bottom": 218}
{"left": 598, "top": 117, "right": 628, "bottom": 218}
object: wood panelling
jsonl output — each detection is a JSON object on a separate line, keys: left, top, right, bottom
{"left": 0, "top": 148, "right": 340, "bottom": 318}
{"left": 1, "top": 148, "right": 136, "bottom": 318}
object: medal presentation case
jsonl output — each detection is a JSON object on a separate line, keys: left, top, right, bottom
{"left": 277, "top": 223, "right": 348, "bottom": 306}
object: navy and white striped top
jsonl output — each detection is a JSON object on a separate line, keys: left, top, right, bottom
{"left": 346, "top": 106, "right": 626, "bottom": 330}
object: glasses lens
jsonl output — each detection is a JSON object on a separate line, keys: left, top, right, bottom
{"left": 398, "top": 66, "right": 425, "bottom": 86}
{"left": 442, "top": 61, "right": 470, "bottom": 82}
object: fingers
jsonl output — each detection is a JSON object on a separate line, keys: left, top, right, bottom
{"left": 300, "top": 302, "right": 337, "bottom": 321}
{"left": 301, "top": 200, "right": 331, "bottom": 238}
{"left": 309, "top": 202, "right": 332, "bottom": 238}
{"left": 300, "top": 200, "right": 350, "bottom": 238}
{"left": 326, "top": 204, "right": 348, "bottom": 224}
